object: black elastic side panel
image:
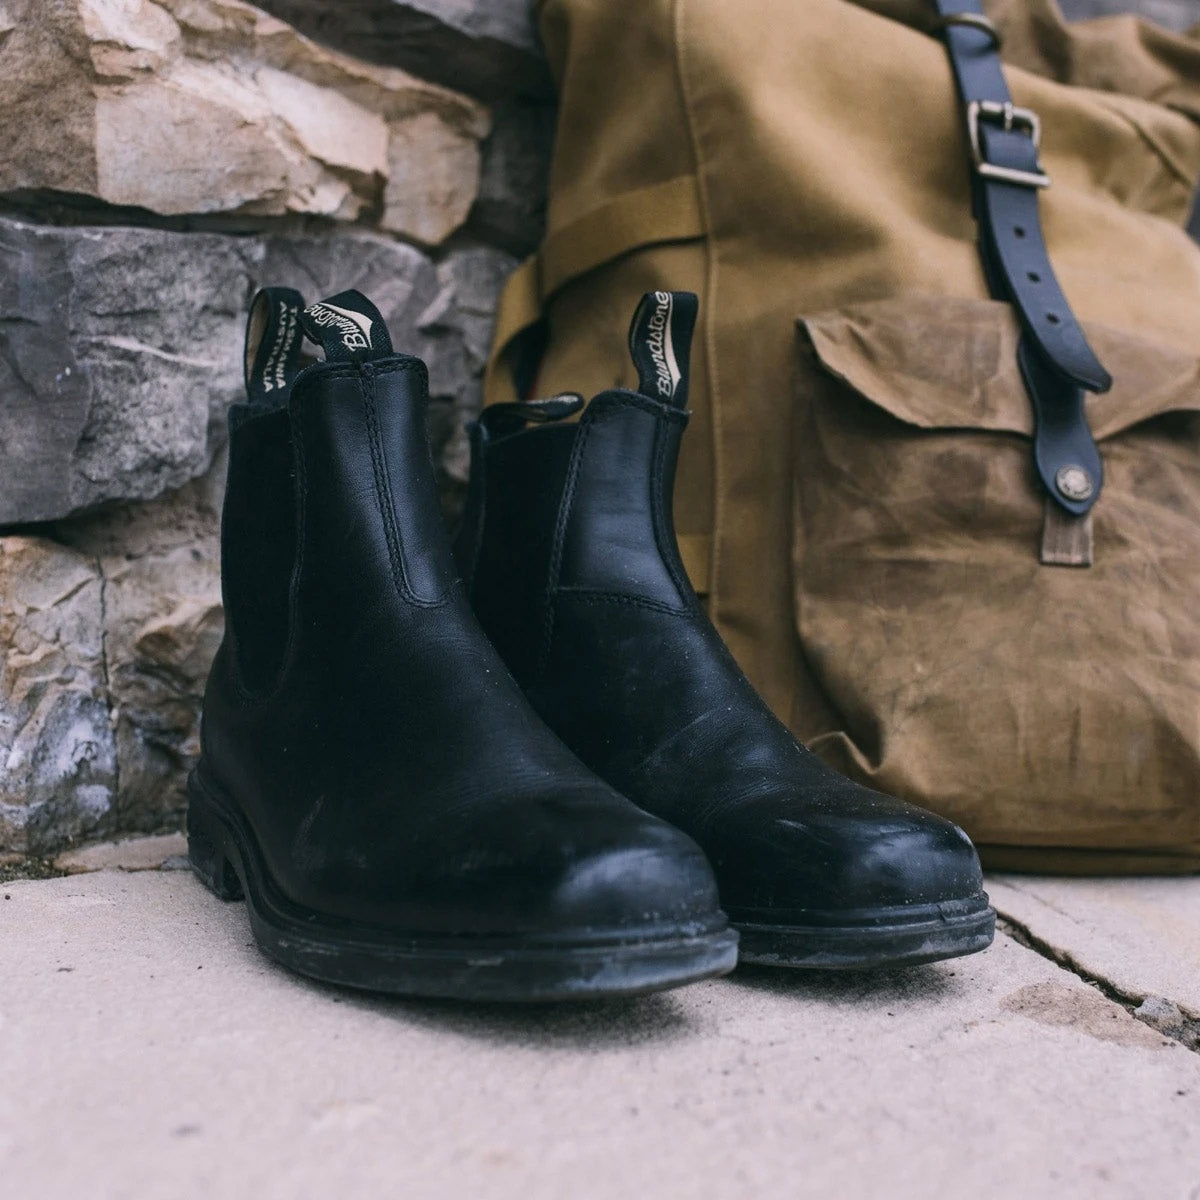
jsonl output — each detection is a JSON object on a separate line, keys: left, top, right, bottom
{"left": 221, "top": 407, "right": 298, "bottom": 694}
{"left": 470, "top": 424, "right": 579, "bottom": 685}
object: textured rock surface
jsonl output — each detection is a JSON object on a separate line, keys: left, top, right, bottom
{"left": 0, "top": 214, "right": 515, "bottom": 526}
{"left": 0, "top": 538, "right": 116, "bottom": 855}
{"left": 471, "top": 99, "right": 554, "bottom": 255}
{"left": 0, "top": 217, "right": 245, "bottom": 525}
{"left": 58, "top": 480, "right": 223, "bottom": 844}
{"left": 0, "top": 0, "right": 487, "bottom": 241}
{"left": 429, "top": 244, "right": 520, "bottom": 485}
{"left": 0, "top": 0, "right": 533, "bottom": 857}
{"left": 254, "top": 0, "right": 550, "bottom": 100}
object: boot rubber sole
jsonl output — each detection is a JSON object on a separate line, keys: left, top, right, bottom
{"left": 730, "top": 894, "right": 996, "bottom": 970}
{"left": 186, "top": 773, "right": 739, "bottom": 1002}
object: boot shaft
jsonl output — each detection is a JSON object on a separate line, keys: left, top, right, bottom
{"left": 456, "top": 292, "right": 701, "bottom": 686}
{"left": 221, "top": 290, "right": 457, "bottom": 696}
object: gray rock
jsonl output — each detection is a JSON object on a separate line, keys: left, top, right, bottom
{"left": 1134, "top": 995, "right": 1188, "bottom": 1037}
{"left": 471, "top": 100, "right": 554, "bottom": 256}
{"left": 424, "top": 244, "right": 520, "bottom": 487}
{"left": 0, "top": 216, "right": 245, "bottom": 526}
{"left": 433, "top": 245, "right": 522, "bottom": 383}
{"left": 58, "top": 478, "right": 223, "bottom": 844}
{"left": 0, "top": 215, "right": 514, "bottom": 527}
{"left": 0, "top": 537, "right": 117, "bottom": 856}
{"left": 253, "top": 0, "right": 551, "bottom": 101}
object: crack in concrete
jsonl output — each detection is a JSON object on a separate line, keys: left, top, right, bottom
{"left": 998, "top": 914, "right": 1200, "bottom": 1055}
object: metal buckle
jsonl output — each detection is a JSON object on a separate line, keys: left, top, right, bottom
{"left": 966, "top": 100, "right": 1051, "bottom": 189}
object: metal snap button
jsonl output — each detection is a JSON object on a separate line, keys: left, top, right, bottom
{"left": 1055, "top": 465, "right": 1094, "bottom": 502}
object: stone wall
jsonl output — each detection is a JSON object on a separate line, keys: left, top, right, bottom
{"left": 0, "top": 0, "right": 552, "bottom": 858}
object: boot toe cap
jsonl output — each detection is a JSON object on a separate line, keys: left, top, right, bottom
{"left": 549, "top": 821, "right": 725, "bottom": 937}
{"left": 291, "top": 791, "right": 727, "bottom": 942}
{"left": 707, "top": 786, "right": 984, "bottom": 918}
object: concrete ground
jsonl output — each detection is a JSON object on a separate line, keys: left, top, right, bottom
{"left": 3, "top": 840, "right": 1200, "bottom": 1200}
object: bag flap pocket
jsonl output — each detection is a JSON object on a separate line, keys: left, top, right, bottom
{"left": 799, "top": 295, "right": 1200, "bottom": 440}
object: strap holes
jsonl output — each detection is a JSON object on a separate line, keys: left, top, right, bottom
{"left": 1027, "top": 271, "right": 1041, "bottom": 283}
{"left": 1013, "top": 226, "right": 1027, "bottom": 238}
{"left": 1046, "top": 312, "right": 1061, "bottom": 325}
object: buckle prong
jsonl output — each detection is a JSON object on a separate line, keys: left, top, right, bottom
{"left": 966, "top": 100, "right": 1051, "bottom": 189}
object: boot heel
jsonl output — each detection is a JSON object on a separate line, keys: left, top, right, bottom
{"left": 187, "top": 777, "right": 244, "bottom": 902}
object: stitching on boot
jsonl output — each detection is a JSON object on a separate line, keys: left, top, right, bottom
{"left": 362, "top": 367, "right": 414, "bottom": 604}
{"left": 361, "top": 367, "right": 450, "bottom": 610}
{"left": 593, "top": 390, "right": 689, "bottom": 424}
{"left": 555, "top": 587, "right": 702, "bottom": 617}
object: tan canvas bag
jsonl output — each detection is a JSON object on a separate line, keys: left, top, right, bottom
{"left": 485, "top": 0, "right": 1200, "bottom": 871}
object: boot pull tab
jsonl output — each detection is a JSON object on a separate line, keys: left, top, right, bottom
{"left": 299, "top": 289, "right": 394, "bottom": 365}
{"left": 628, "top": 290, "right": 698, "bottom": 409}
{"left": 478, "top": 393, "right": 585, "bottom": 439}
{"left": 245, "top": 287, "right": 307, "bottom": 407}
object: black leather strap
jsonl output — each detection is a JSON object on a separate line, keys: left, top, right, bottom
{"left": 934, "top": 0, "right": 1109, "bottom": 515}
{"left": 1019, "top": 340, "right": 1103, "bottom": 516}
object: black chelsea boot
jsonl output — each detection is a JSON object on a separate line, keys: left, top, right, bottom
{"left": 188, "top": 287, "right": 737, "bottom": 1001}
{"left": 455, "top": 291, "right": 995, "bottom": 969}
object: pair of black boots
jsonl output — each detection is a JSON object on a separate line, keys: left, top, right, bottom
{"left": 189, "top": 286, "right": 994, "bottom": 1001}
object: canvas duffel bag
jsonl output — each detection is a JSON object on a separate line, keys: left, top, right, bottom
{"left": 484, "top": 0, "right": 1200, "bottom": 871}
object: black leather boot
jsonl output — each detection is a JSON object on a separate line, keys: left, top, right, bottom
{"left": 455, "top": 291, "right": 995, "bottom": 969}
{"left": 188, "top": 287, "right": 737, "bottom": 1001}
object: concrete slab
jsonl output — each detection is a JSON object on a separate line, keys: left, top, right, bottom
{"left": 990, "top": 875, "right": 1200, "bottom": 1025}
{"left": 3, "top": 873, "right": 1200, "bottom": 1199}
